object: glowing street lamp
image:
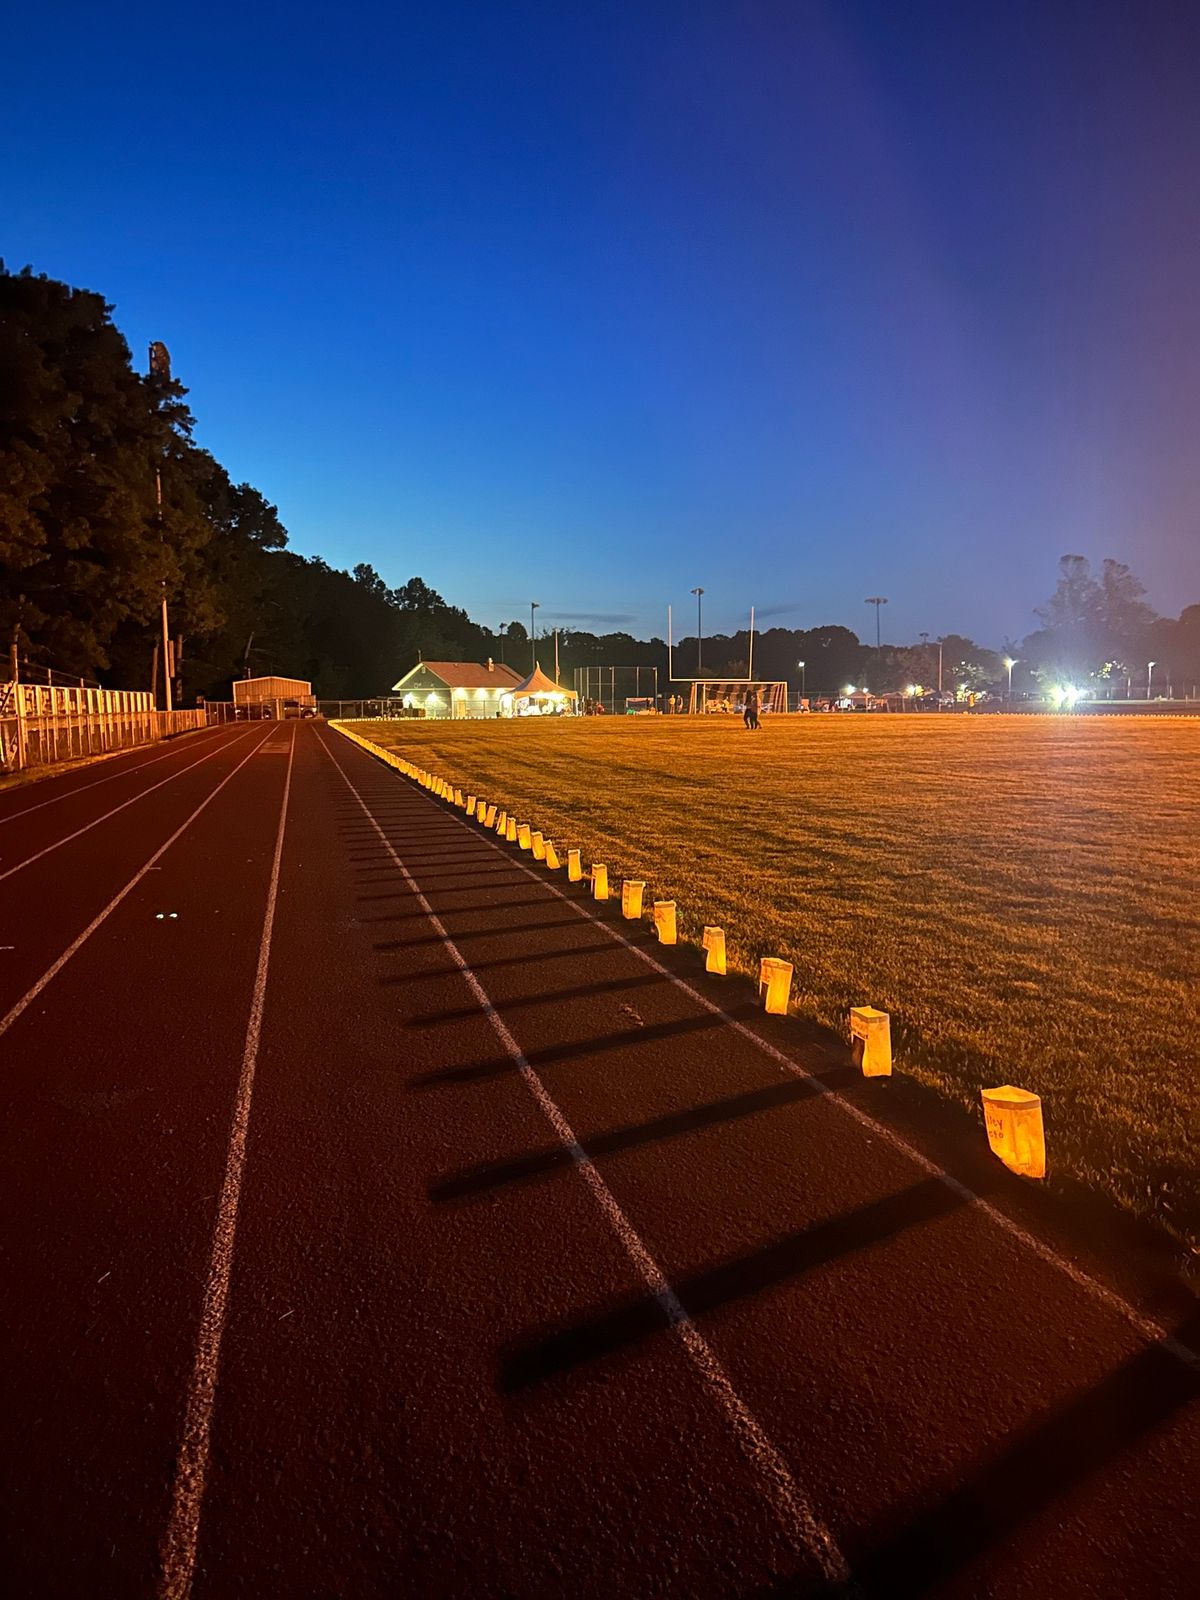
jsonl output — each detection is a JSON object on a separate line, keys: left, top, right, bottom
{"left": 1147, "top": 660, "right": 1157, "bottom": 700}
{"left": 1003, "top": 656, "right": 1017, "bottom": 700}
{"left": 797, "top": 659, "right": 806, "bottom": 699}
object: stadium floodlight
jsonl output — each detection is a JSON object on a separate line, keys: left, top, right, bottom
{"left": 690, "top": 587, "right": 705, "bottom": 673}
{"left": 864, "top": 596, "right": 888, "bottom": 648}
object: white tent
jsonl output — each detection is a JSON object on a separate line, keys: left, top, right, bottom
{"left": 508, "top": 664, "right": 577, "bottom": 713}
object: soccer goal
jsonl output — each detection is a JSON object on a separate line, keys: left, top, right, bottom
{"left": 686, "top": 680, "right": 789, "bottom": 715}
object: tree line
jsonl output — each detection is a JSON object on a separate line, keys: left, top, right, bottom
{"left": 3, "top": 265, "right": 1197, "bottom": 702}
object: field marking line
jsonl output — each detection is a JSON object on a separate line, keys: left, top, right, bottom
{"left": 158, "top": 724, "right": 296, "bottom": 1600}
{"left": 0, "top": 724, "right": 227, "bottom": 830}
{"left": 319, "top": 731, "right": 850, "bottom": 1586}
{"left": 0, "top": 727, "right": 278, "bottom": 1045}
{"left": 0, "top": 725, "right": 261, "bottom": 882}
{"left": 330, "top": 725, "right": 1200, "bottom": 1374}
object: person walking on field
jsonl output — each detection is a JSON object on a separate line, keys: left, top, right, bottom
{"left": 744, "top": 687, "right": 760, "bottom": 731}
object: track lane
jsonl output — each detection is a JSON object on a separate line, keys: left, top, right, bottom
{"left": 159, "top": 726, "right": 296, "bottom": 1600}
{"left": 0, "top": 725, "right": 294, "bottom": 1598}
{"left": 0, "top": 724, "right": 259, "bottom": 883}
{"left": 304, "top": 729, "right": 1199, "bottom": 1598}
{"left": 0, "top": 727, "right": 269, "bottom": 1023}
{"left": 0, "top": 722, "right": 226, "bottom": 829}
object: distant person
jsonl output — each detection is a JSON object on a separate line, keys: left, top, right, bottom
{"left": 744, "top": 688, "right": 760, "bottom": 730}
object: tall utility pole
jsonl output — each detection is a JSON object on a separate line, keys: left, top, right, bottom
{"left": 149, "top": 341, "right": 174, "bottom": 713}
{"left": 864, "top": 596, "right": 888, "bottom": 649}
{"left": 691, "top": 587, "right": 704, "bottom": 674}
{"left": 498, "top": 622, "right": 507, "bottom": 664}
{"left": 156, "top": 464, "right": 173, "bottom": 713}
{"left": 530, "top": 602, "right": 540, "bottom": 671}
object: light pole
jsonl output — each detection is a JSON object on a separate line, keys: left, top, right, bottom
{"left": 1004, "top": 656, "right": 1016, "bottom": 701}
{"left": 865, "top": 596, "right": 888, "bottom": 649}
{"left": 1147, "top": 659, "right": 1156, "bottom": 700}
{"left": 690, "top": 587, "right": 704, "bottom": 675}
{"left": 530, "top": 602, "right": 540, "bottom": 671}
{"left": 149, "top": 340, "right": 174, "bottom": 712}
{"left": 797, "top": 659, "right": 806, "bottom": 703}
{"left": 498, "top": 622, "right": 507, "bottom": 664}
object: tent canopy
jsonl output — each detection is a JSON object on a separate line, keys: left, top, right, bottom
{"left": 509, "top": 664, "right": 577, "bottom": 699}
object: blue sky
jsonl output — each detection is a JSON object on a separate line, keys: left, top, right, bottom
{"left": 5, "top": 1, "right": 1198, "bottom": 645}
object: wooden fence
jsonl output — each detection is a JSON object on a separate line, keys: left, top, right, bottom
{"left": 0, "top": 683, "right": 208, "bottom": 774}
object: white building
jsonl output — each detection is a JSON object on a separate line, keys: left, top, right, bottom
{"left": 390, "top": 659, "right": 523, "bottom": 718}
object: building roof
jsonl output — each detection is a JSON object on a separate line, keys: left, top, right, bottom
{"left": 510, "top": 664, "right": 578, "bottom": 698}
{"left": 391, "top": 660, "right": 524, "bottom": 692}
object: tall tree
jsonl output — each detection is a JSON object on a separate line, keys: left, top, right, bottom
{"left": 0, "top": 265, "right": 207, "bottom": 677}
{"left": 1028, "top": 553, "right": 1158, "bottom": 681}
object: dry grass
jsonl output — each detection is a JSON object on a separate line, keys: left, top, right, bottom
{"left": 345, "top": 714, "right": 1200, "bottom": 1251}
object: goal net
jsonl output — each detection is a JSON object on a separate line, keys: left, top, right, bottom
{"left": 686, "top": 680, "right": 788, "bottom": 715}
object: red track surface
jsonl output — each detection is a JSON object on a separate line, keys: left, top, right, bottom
{"left": 0, "top": 721, "right": 1196, "bottom": 1598}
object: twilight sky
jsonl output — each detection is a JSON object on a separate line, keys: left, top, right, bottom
{"left": 4, "top": 0, "right": 1198, "bottom": 645}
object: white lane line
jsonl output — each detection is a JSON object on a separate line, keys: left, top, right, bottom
{"left": 0, "top": 728, "right": 277, "bottom": 1044}
{"left": 158, "top": 724, "right": 296, "bottom": 1600}
{"left": 0, "top": 725, "right": 226, "bottom": 829}
{"left": 0, "top": 726, "right": 261, "bottom": 882}
{"left": 319, "top": 733, "right": 850, "bottom": 1586}
{"left": 334, "top": 727, "right": 1200, "bottom": 1374}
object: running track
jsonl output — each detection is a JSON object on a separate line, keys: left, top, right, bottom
{"left": 0, "top": 721, "right": 1196, "bottom": 1598}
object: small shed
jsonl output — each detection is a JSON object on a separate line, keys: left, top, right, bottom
{"left": 232, "top": 675, "right": 316, "bottom": 718}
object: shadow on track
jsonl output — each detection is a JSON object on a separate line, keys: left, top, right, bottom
{"left": 749, "top": 1305, "right": 1200, "bottom": 1598}
{"left": 375, "top": 939, "right": 618, "bottom": 983}
{"left": 407, "top": 968, "right": 665, "bottom": 1027}
{"left": 410, "top": 1009, "right": 729, "bottom": 1088}
{"left": 430, "top": 1074, "right": 844, "bottom": 1204}
{"left": 500, "top": 1176, "right": 971, "bottom": 1392}
{"left": 375, "top": 915, "right": 597, "bottom": 952}
{"left": 359, "top": 895, "right": 554, "bottom": 923}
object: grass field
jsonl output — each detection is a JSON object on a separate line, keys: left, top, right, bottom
{"left": 345, "top": 714, "right": 1200, "bottom": 1253}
